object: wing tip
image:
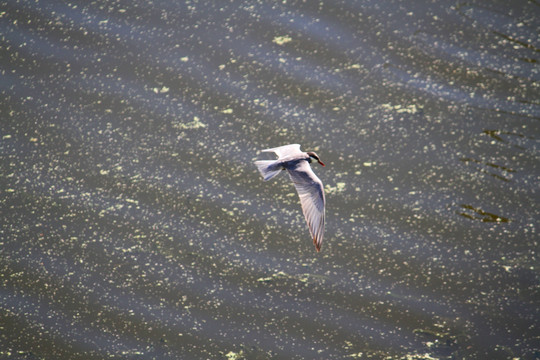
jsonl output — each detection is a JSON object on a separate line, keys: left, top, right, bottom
{"left": 313, "top": 237, "right": 322, "bottom": 252}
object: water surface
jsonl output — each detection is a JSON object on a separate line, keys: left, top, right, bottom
{"left": 1, "top": 0, "right": 539, "bottom": 359}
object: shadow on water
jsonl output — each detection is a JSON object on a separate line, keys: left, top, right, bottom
{"left": 1, "top": 0, "right": 539, "bottom": 359}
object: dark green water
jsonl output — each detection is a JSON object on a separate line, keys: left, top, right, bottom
{"left": 1, "top": 0, "right": 539, "bottom": 359}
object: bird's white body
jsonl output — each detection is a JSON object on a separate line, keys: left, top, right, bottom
{"left": 255, "top": 144, "right": 326, "bottom": 252}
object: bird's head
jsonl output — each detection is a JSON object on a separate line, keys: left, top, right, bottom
{"left": 307, "top": 151, "right": 325, "bottom": 167}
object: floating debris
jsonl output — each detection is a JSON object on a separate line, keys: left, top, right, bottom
{"left": 152, "top": 86, "right": 170, "bottom": 94}
{"left": 225, "top": 350, "right": 245, "bottom": 360}
{"left": 380, "top": 103, "right": 422, "bottom": 114}
{"left": 457, "top": 204, "right": 510, "bottom": 223}
{"left": 272, "top": 35, "right": 292, "bottom": 45}
{"left": 174, "top": 116, "right": 207, "bottom": 130}
{"left": 325, "top": 182, "right": 346, "bottom": 195}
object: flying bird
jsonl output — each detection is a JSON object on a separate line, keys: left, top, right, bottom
{"left": 255, "top": 144, "right": 326, "bottom": 252}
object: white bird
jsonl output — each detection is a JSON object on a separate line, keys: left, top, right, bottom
{"left": 255, "top": 144, "right": 326, "bottom": 252}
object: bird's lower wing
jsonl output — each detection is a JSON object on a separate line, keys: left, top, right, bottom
{"left": 287, "top": 162, "right": 325, "bottom": 251}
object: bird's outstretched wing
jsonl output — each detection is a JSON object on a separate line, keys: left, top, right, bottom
{"left": 286, "top": 161, "right": 325, "bottom": 251}
{"left": 262, "top": 144, "right": 302, "bottom": 158}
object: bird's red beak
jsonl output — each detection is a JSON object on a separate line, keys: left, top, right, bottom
{"left": 318, "top": 160, "right": 325, "bottom": 167}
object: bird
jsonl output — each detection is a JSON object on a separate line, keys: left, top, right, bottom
{"left": 254, "top": 144, "right": 326, "bottom": 252}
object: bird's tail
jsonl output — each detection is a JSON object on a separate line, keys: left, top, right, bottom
{"left": 254, "top": 160, "right": 282, "bottom": 181}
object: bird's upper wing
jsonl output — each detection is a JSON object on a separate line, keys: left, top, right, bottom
{"left": 261, "top": 144, "right": 302, "bottom": 159}
{"left": 286, "top": 160, "right": 325, "bottom": 251}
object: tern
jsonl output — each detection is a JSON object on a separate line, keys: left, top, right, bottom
{"left": 255, "top": 144, "right": 326, "bottom": 252}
